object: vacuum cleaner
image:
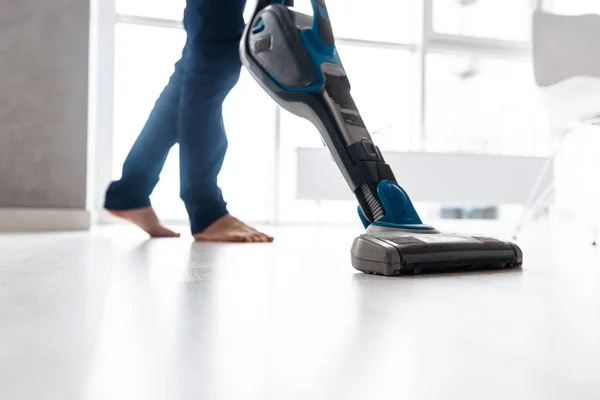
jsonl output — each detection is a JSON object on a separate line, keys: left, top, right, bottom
{"left": 240, "top": 0, "right": 523, "bottom": 276}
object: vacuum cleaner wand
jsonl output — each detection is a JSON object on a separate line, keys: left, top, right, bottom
{"left": 240, "top": 0, "right": 523, "bottom": 275}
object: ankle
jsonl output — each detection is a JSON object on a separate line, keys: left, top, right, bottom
{"left": 189, "top": 208, "right": 229, "bottom": 236}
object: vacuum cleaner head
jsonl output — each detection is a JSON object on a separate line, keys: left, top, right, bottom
{"left": 351, "top": 228, "right": 523, "bottom": 276}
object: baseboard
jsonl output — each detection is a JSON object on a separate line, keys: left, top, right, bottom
{"left": 0, "top": 208, "right": 91, "bottom": 233}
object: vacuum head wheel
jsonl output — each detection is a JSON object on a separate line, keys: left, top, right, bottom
{"left": 351, "top": 231, "right": 523, "bottom": 276}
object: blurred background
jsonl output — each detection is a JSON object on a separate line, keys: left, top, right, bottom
{"left": 106, "top": 0, "right": 599, "bottom": 230}
{"left": 3, "top": 0, "right": 600, "bottom": 236}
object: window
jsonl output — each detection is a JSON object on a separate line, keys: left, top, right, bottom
{"left": 425, "top": 53, "right": 545, "bottom": 156}
{"left": 433, "top": 0, "right": 533, "bottom": 42}
{"left": 116, "top": 0, "right": 185, "bottom": 21}
{"left": 289, "top": 0, "right": 416, "bottom": 43}
{"left": 326, "top": 0, "right": 417, "bottom": 43}
{"left": 101, "top": 0, "right": 548, "bottom": 224}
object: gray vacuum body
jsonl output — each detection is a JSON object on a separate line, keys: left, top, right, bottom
{"left": 351, "top": 228, "right": 523, "bottom": 276}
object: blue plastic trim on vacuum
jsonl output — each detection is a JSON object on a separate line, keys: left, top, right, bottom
{"left": 363, "top": 180, "right": 436, "bottom": 231}
{"left": 252, "top": 18, "right": 265, "bottom": 33}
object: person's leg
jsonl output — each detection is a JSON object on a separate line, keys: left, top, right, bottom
{"left": 104, "top": 54, "right": 187, "bottom": 237}
{"left": 178, "top": 0, "right": 273, "bottom": 242}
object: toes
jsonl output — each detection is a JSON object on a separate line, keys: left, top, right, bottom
{"left": 247, "top": 227, "right": 273, "bottom": 242}
{"left": 241, "top": 233, "right": 264, "bottom": 243}
{"left": 251, "top": 233, "right": 272, "bottom": 243}
{"left": 259, "top": 233, "right": 272, "bottom": 242}
{"left": 255, "top": 231, "right": 273, "bottom": 242}
{"left": 244, "top": 226, "right": 274, "bottom": 242}
{"left": 246, "top": 233, "right": 259, "bottom": 243}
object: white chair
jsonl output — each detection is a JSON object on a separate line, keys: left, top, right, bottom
{"left": 514, "top": 9, "right": 600, "bottom": 244}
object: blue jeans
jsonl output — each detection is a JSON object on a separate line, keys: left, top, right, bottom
{"left": 104, "top": 0, "right": 248, "bottom": 234}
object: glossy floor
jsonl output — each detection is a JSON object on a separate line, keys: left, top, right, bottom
{"left": 1, "top": 223, "right": 600, "bottom": 400}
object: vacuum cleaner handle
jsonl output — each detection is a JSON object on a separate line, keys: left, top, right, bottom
{"left": 312, "top": 0, "right": 335, "bottom": 46}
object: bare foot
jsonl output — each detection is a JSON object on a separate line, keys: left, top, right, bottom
{"left": 107, "top": 207, "right": 181, "bottom": 238}
{"left": 194, "top": 214, "right": 274, "bottom": 243}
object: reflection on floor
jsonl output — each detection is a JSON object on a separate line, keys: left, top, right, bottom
{"left": 1, "top": 222, "right": 600, "bottom": 400}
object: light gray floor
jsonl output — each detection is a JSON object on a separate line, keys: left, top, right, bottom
{"left": 1, "top": 223, "right": 600, "bottom": 400}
